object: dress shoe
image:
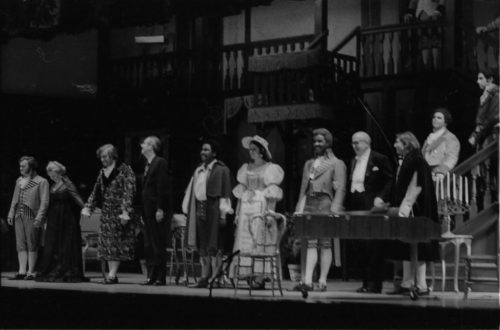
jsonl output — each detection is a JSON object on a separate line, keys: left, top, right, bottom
{"left": 24, "top": 274, "right": 35, "bottom": 281}
{"left": 189, "top": 278, "right": 208, "bottom": 288}
{"left": 291, "top": 282, "right": 313, "bottom": 292}
{"left": 153, "top": 280, "right": 166, "bottom": 286}
{"left": 140, "top": 278, "right": 155, "bottom": 286}
{"left": 416, "top": 287, "right": 430, "bottom": 296}
{"left": 9, "top": 273, "right": 27, "bottom": 280}
{"left": 356, "top": 286, "right": 381, "bottom": 294}
{"left": 317, "top": 282, "right": 327, "bottom": 292}
{"left": 386, "top": 286, "right": 410, "bottom": 295}
{"left": 103, "top": 276, "right": 119, "bottom": 284}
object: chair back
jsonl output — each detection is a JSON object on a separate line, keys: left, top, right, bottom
{"left": 248, "top": 211, "right": 287, "bottom": 255}
{"left": 80, "top": 209, "right": 102, "bottom": 234}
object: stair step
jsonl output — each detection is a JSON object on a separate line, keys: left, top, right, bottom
{"left": 467, "top": 255, "right": 498, "bottom": 261}
{"left": 470, "top": 262, "right": 498, "bottom": 269}
{"left": 469, "top": 276, "right": 499, "bottom": 282}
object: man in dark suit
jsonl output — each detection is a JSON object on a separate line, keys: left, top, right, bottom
{"left": 140, "top": 136, "right": 170, "bottom": 286}
{"left": 347, "top": 131, "right": 393, "bottom": 293}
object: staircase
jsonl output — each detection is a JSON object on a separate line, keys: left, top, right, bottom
{"left": 444, "top": 140, "right": 499, "bottom": 294}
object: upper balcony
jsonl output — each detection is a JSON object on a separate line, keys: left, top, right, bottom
{"left": 104, "top": 19, "right": 497, "bottom": 108}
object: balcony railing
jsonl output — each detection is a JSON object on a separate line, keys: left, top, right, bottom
{"left": 331, "top": 20, "right": 495, "bottom": 79}
{"left": 360, "top": 21, "right": 447, "bottom": 76}
{"left": 109, "top": 52, "right": 186, "bottom": 90}
{"left": 221, "top": 34, "right": 315, "bottom": 94}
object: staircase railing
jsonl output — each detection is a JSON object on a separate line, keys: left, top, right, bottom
{"left": 451, "top": 139, "right": 499, "bottom": 219}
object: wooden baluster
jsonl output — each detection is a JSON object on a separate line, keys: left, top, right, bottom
{"left": 285, "top": 69, "right": 292, "bottom": 104}
{"left": 470, "top": 170, "right": 479, "bottom": 218}
{"left": 388, "top": 31, "right": 394, "bottom": 75}
{"left": 484, "top": 160, "right": 492, "bottom": 209}
{"left": 437, "top": 25, "right": 444, "bottom": 69}
{"left": 395, "top": 31, "right": 402, "bottom": 74}
{"left": 277, "top": 70, "right": 284, "bottom": 105}
{"left": 417, "top": 27, "right": 425, "bottom": 71}
{"left": 237, "top": 50, "right": 244, "bottom": 90}
{"left": 269, "top": 71, "right": 276, "bottom": 106}
{"left": 360, "top": 35, "right": 366, "bottom": 77}
{"left": 295, "top": 69, "right": 302, "bottom": 103}
{"left": 369, "top": 34, "right": 375, "bottom": 77}
{"left": 377, "top": 32, "right": 385, "bottom": 76}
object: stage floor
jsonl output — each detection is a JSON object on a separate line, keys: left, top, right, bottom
{"left": 1, "top": 271, "right": 499, "bottom": 329}
{"left": 1, "top": 271, "right": 498, "bottom": 308}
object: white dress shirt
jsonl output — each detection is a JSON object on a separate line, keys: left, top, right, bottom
{"left": 350, "top": 148, "right": 371, "bottom": 193}
{"left": 193, "top": 159, "right": 216, "bottom": 201}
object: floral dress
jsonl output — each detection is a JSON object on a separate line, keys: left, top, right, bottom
{"left": 232, "top": 162, "right": 284, "bottom": 276}
{"left": 85, "top": 162, "right": 137, "bottom": 261}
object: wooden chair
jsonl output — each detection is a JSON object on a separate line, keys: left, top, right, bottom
{"left": 166, "top": 214, "right": 198, "bottom": 285}
{"left": 234, "top": 211, "right": 287, "bottom": 296}
{"left": 80, "top": 209, "right": 106, "bottom": 277}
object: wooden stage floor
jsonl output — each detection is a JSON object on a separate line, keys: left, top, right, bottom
{"left": 1, "top": 271, "right": 499, "bottom": 329}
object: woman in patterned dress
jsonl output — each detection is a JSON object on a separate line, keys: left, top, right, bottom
{"left": 232, "top": 135, "right": 284, "bottom": 289}
{"left": 81, "top": 144, "right": 137, "bottom": 284}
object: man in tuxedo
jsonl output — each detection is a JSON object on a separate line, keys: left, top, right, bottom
{"left": 140, "top": 136, "right": 170, "bottom": 286}
{"left": 347, "top": 131, "right": 393, "bottom": 293}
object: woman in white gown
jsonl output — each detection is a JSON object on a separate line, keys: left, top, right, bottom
{"left": 232, "top": 135, "right": 284, "bottom": 289}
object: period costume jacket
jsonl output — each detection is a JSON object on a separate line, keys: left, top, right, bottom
{"left": 296, "top": 149, "right": 346, "bottom": 213}
{"left": 471, "top": 85, "right": 499, "bottom": 146}
{"left": 422, "top": 128, "right": 460, "bottom": 174}
{"left": 8, "top": 174, "right": 50, "bottom": 222}
{"left": 182, "top": 160, "right": 233, "bottom": 250}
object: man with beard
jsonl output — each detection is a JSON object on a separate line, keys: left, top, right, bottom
{"left": 182, "top": 140, "right": 233, "bottom": 288}
{"left": 7, "top": 156, "right": 49, "bottom": 280}
{"left": 294, "top": 128, "right": 346, "bottom": 292}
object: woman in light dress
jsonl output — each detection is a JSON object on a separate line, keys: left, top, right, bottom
{"left": 232, "top": 135, "right": 284, "bottom": 289}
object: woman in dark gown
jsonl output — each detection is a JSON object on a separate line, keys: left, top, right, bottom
{"left": 35, "top": 161, "right": 88, "bottom": 282}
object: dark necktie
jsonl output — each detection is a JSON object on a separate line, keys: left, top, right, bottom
{"left": 144, "top": 162, "right": 150, "bottom": 177}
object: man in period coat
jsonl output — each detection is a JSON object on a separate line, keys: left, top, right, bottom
{"left": 294, "top": 128, "right": 346, "bottom": 292}
{"left": 7, "top": 156, "right": 49, "bottom": 280}
{"left": 182, "top": 140, "right": 233, "bottom": 288}
{"left": 140, "top": 136, "right": 170, "bottom": 286}
{"left": 347, "top": 131, "right": 394, "bottom": 293}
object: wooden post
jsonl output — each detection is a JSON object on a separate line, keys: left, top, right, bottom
{"left": 314, "top": 0, "right": 328, "bottom": 51}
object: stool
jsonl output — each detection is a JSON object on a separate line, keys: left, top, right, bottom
{"left": 439, "top": 234, "right": 473, "bottom": 292}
